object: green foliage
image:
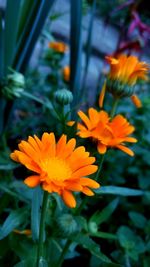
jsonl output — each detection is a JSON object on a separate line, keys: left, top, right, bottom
{"left": 0, "top": 0, "right": 150, "bottom": 266}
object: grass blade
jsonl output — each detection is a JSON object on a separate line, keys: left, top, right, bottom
{"left": 16, "top": 0, "right": 56, "bottom": 72}
{"left": 4, "top": 0, "right": 22, "bottom": 74}
{"left": 0, "top": 13, "right": 4, "bottom": 77}
{"left": 70, "top": 0, "right": 82, "bottom": 116}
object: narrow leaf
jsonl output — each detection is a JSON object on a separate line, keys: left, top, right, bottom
{"left": 95, "top": 186, "right": 144, "bottom": 196}
{"left": 31, "top": 186, "right": 42, "bottom": 241}
{"left": 0, "top": 209, "right": 27, "bottom": 240}
{"left": 4, "top": 0, "right": 22, "bottom": 73}
{"left": 90, "top": 198, "right": 119, "bottom": 225}
{"left": 70, "top": 0, "right": 82, "bottom": 116}
{"left": 16, "top": 0, "right": 56, "bottom": 72}
{"left": 91, "top": 231, "right": 117, "bottom": 240}
{"left": 72, "top": 234, "right": 112, "bottom": 263}
{"left": 0, "top": 13, "right": 4, "bottom": 77}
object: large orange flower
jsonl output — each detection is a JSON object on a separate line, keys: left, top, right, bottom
{"left": 77, "top": 109, "right": 137, "bottom": 156}
{"left": 10, "top": 133, "right": 99, "bottom": 208}
{"left": 48, "top": 41, "right": 68, "bottom": 53}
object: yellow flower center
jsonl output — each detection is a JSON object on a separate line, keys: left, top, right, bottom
{"left": 41, "top": 157, "right": 72, "bottom": 182}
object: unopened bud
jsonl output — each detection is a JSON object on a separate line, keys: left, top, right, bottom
{"left": 54, "top": 88, "right": 73, "bottom": 105}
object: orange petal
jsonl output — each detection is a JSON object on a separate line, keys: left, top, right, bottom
{"left": 24, "top": 175, "right": 40, "bottom": 187}
{"left": 61, "top": 138, "right": 76, "bottom": 159}
{"left": 62, "top": 190, "right": 76, "bottom": 208}
{"left": 124, "top": 137, "right": 137, "bottom": 143}
{"left": 56, "top": 135, "right": 67, "bottom": 156}
{"left": 99, "top": 80, "right": 106, "bottom": 108}
{"left": 78, "top": 110, "right": 91, "bottom": 129}
{"left": 10, "top": 151, "right": 19, "bottom": 162}
{"left": 97, "top": 143, "right": 107, "bottom": 154}
{"left": 42, "top": 182, "right": 53, "bottom": 193}
{"left": 116, "top": 144, "right": 134, "bottom": 156}
{"left": 80, "top": 178, "right": 100, "bottom": 189}
{"left": 72, "top": 165, "right": 98, "bottom": 179}
{"left": 67, "top": 121, "right": 75, "bottom": 126}
{"left": 65, "top": 183, "right": 83, "bottom": 191}
{"left": 82, "top": 187, "right": 94, "bottom": 196}
{"left": 131, "top": 94, "right": 142, "bottom": 108}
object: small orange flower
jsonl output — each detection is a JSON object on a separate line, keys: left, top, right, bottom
{"left": 13, "top": 229, "right": 32, "bottom": 236}
{"left": 77, "top": 109, "right": 137, "bottom": 156}
{"left": 99, "top": 54, "right": 149, "bottom": 108}
{"left": 106, "top": 54, "right": 149, "bottom": 86}
{"left": 48, "top": 41, "right": 68, "bottom": 53}
{"left": 63, "top": 66, "right": 70, "bottom": 82}
{"left": 10, "top": 133, "right": 99, "bottom": 208}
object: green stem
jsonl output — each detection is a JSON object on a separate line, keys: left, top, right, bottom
{"left": 56, "top": 154, "right": 105, "bottom": 266}
{"left": 95, "top": 154, "right": 105, "bottom": 181}
{"left": 36, "top": 191, "right": 49, "bottom": 267}
{"left": 110, "top": 98, "right": 119, "bottom": 118}
{"left": 56, "top": 239, "right": 71, "bottom": 267}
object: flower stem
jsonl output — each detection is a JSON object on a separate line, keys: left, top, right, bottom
{"left": 110, "top": 98, "right": 119, "bottom": 118}
{"left": 56, "top": 239, "right": 71, "bottom": 267}
{"left": 95, "top": 154, "right": 105, "bottom": 181}
{"left": 36, "top": 191, "right": 49, "bottom": 267}
{"left": 55, "top": 154, "right": 105, "bottom": 266}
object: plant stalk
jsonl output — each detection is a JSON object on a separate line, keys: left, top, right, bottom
{"left": 36, "top": 191, "right": 49, "bottom": 267}
{"left": 110, "top": 98, "right": 119, "bottom": 118}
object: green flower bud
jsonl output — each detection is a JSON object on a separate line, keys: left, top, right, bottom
{"left": 54, "top": 88, "right": 73, "bottom": 105}
{"left": 58, "top": 214, "right": 78, "bottom": 235}
{"left": 7, "top": 72, "right": 25, "bottom": 88}
{"left": 88, "top": 222, "right": 98, "bottom": 234}
{"left": 107, "top": 78, "right": 134, "bottom": 98}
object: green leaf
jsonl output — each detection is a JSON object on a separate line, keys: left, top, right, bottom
{"left": 38, "top": 258, "right": 48, "bottom": 267}
{"left": 31, "top": 187, "right": 42, "bottom": 241}
{"left": 17, "top": 0, "right": 35, "bottom": 40}
{"left": 16, "top": 0, "right": 56, "bottom": 72}
{"left": 4, "top": 0, "right": 22, "bottom": 73}
{"left": 89, "top": 198, "right": 119, "bottom": 225}
{"left": 129, "top": 211, "right": 147, "bottom": 229}
{"left": 91, "top": 231, "right": 117, "bottom": 240}
{"left": 13, "top": 257, "right": 37, "bottom": 267}
{"left": 0, "top": 14, "right": 4, "bottom": 77}
{"left": 72, "top": 233, "right": 112, "bottom": 263}
{"left": 70, "top": 0, "right": 82, "bottom": 116}
{"left": 117, "top": 226, "right": 145, "bottom": 255}
{"left": 0, "top": 208, "right": 28, "bottom": 240}
{"left": 95, "top": 186, "right": 144, "bottom": 196}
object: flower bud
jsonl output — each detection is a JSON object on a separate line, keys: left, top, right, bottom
{"left": 88, "top": 221, "right": 98, "bottom": 234}
{"left": 58, "top": 214, "right": 78, "bottom": 235}
{"left": 107, "top": 78, "right": 134, "bottom": 98}
{"left": 54, "top": 88, "right": 73, "bottom": 105}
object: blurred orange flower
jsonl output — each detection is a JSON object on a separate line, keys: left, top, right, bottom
{"left": 63, "top": 66, "right": 70, "bottom": 82}
{"left": 106, "top": 54, "right": 149, "bottom": 86}
{"left": 10, "top": 133, "right": 99, "bottom": 208}
{"left": 77, "top": 109, "right": 137, "bottom": 156}
{"left": 13, "top": 229, "right": 32, "bottom": 236}
{"left": 99, "top": 54, "right": 149, "bottom": 108}
{"left": 48, "top": 41, "right": 68, "bottom": 53}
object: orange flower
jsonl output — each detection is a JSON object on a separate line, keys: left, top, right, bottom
{"left": 77, "top": 109, "right": 137, "bottom": 156}
{"left": 63, "top": 66, "right": 70, "bottom": 82}
{"left": 13, "top": 229, "right": 32, "bottom": 236}
{"left": 99, "top": 54, "right": 149, "bottom": 108}
{"left": 106, "top": 54, "right": 149, "bottom": 86}
{"left": 48, "top": 41, "right": 68, "bottom": 53}
{"left": 10, "top": 133, "right": 99, "bottom": 208}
